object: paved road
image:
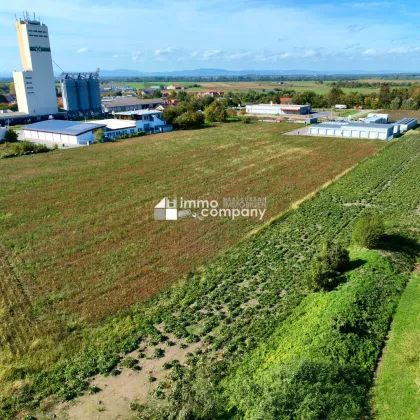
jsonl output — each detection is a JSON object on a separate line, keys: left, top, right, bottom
{"left": 287, "top": 127, "right": 309, "bottom": 136}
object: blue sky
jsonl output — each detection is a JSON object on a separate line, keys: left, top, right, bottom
{"left": 1, "top": 0, "right": 420, "bottom": 74}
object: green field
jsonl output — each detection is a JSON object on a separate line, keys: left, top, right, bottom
{"left": 0, "top": 121, "right": 388, "bottom": 417}
{"left": 121, "top": 80, "right": 381, "bottom": 94}
{"left": 1, "top": 125, "right": 418, "bottom": 418}
{"left": 373, "top": 272, "right": 420, "bottom": 419}
{"left": 41, "top": 129, "right": 418, "bottom": 419}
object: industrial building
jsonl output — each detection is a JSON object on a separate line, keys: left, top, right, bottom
{"left": 362, "top": 113, "right": 389, "bottom": 124}
{"left": 22, "top": 120, "right": 106, "bottom": 145}
{"left": 0, "top": 127, "right": 6, "bottom": 142}
{"left": 246, "top": 104, "right": 311, "bottom": 115}
{"left": 114, "top": 110, "right": 172, "bottom": 133}
{"left": 395, "top": 118, "right": 417, "bottom": 132}
{"left": 101, "top": 97, "right": 165, "bottom": 113}
{"left": 308, "top": 121, "right": 399, "bottom": 141}
{"left": 13, "top": 14, "right": 58, "bottom": 116}
{"left": 60, "top": 72, "right": 102, "bottom": 115}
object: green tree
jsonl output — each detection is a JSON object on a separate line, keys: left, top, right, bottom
{"left": 390, "top": 97, "right": 401, "bottom": 110}
{"left": 401, "top": 98, "right": 418, "bottom": 110}
{"left": 173, "top": 111, "right": 204, "bottom": 130}
{"left": 162, "top": 105, "right": 186, "bottom": 124}
{"left": 326, "top": 86, "right": 344, "bottom": 107}
{"left": 9, "top": 104, "right": 18, "bottom": 112}
{"left": 94, "top": 129, "right": 104, "bottom": 143}
{"left": 309, "top": 241, "right": 350, "bottom": 291}
{"left": 378, "top": 83, "right": 391, "bottom": 108}
{"left": 3, "top": 129, "right": 18, "bottom": 143}
{"left": 0, "top": 95, "right": 8, "bottom": 104}
{"left": 204, "top": 101, "right": 227, "bottom": 122}
{"left": 352, "top": 212, "right": 384, "bottom": 249}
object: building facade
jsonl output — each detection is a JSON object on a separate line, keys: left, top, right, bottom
{"left": 101, "top": 97, "right": 165, "bottom": 113}
{"left": 13, "top": 15, "right": 58, "bottom": 116}
{"left": 0, "top": 127, "right": 6, "bottom": 142}
{"left": 113, "top": 110, "right": 172, "bottom": 135}
{"left": 308, "top": 122, "right": 399, "bottom": 140}
{"left": 246, "top": 104, "right": 311, "bottom": 115}
{"left": 23, "top": 120, "right": 106, "bottom": 145}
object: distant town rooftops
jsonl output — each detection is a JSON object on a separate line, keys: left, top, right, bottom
{"left": 23, "top": 120, "right": 106, "bottom": 136}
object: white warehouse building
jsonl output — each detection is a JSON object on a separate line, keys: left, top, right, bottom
{"left": 308, "top": 121, "right": 399, "bottom": 141}
{"left": 246, "top": 104, "right": 311, "bottom": 115}
{"left": 23, "top": 120, "right": 106, "bottom": 145}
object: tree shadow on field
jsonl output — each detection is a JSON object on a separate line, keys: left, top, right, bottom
{"left": 346, "top": 258, "right": 367, "bottom": 272}
{"left": 379, "top": 234, "right": 420, "bottom": 254}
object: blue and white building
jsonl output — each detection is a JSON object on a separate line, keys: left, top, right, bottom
{"left": 23, "top": 120, "right": 106, "bottom": 145}
{"left": 308, "top": 121, "right": 399, "bottom": 141}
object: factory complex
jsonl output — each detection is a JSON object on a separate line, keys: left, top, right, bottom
{"left": 21, "top": 109, "right": 172, "bottom": 146}
{"left": 307, "top": 114, "right": 417, "bottom": 141}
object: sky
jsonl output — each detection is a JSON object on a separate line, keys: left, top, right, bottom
{"left": 1, "top": 0, "right": 420, "bottom": 75}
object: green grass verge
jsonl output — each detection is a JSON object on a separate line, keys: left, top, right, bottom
{"left": 372, "top": 272, "right": 420, "bottom": 420}
{"left": 223, "top": 249, "right": 411, "bottom": 419}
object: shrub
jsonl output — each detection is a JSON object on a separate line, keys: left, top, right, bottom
{"left": 241, "top": 116, "right": 251, "bottom": 124}
{"left": 153, "top": 348, "right": 165, "bottom": 358}
{"left": 173, "top": 111, "right": 204, "bottom": 130}
{"left": 94, "top": 128, "right": 104, "bottom": 143}
{"left": 352, "top": 212, "right": 384, "bottom": 249}
{"left": 309, "top": 241, "right": 350, "bottom": 291}
{"left": 4, "top": 129, "right": 18, "bottom": 143}
{"left": 119, "top": 357, "right": 139, "bottom": 370}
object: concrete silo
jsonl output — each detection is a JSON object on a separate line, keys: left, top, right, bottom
{"left": 88, "top": 76, "right": 101, "bottom": 112}
{"left": 76, "top": 77, "right": 90, "bottom": 112}
{"left": 61, "top": 77, "right": 79, "bottom": 112}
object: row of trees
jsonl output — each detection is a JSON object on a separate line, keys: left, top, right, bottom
{"left": 163, "top": 82, "right": 420, "bottom": 111}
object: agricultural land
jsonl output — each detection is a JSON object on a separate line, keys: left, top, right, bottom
{"left": 0, "top": 122, "right": 385, "bottom": 416}
{"left": 1, "top": 121, "right": 419, "bottom": 418}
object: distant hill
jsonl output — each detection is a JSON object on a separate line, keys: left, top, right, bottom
{"left": 98, "top": 68, "right": 407, "bottom": 78}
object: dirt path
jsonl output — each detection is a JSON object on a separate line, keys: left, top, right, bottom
{"left": 51, "top": 331, "right": 205, "bottom": 419}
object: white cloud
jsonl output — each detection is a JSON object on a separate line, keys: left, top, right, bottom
{"left": 154, "top": 48, "right": 175, "bottom": 56}
{"left": 225, "top": 51, "right": 253, "bottom": 61}
{"left": 76, "top": 47, "right": 89, "bottom": 54}
{"left": 362, "top": 46, "right": 420, "bottom": 56}
{"left": 201, "top": 49, "right": 223, "bottom": 60}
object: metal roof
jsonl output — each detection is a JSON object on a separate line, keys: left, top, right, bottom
{"left": 395, "top": 118, "right": 417, "bottom": 124}
{"left": 23, "top": 120, "right": 106, "bottom": 135}
{"left": 316, "top": 122, "right": 394, "bottom": 129}
{"left": 115, "top": 110, "right": 163, "bottom": 116}
{"left": 101, "top": 97, "right": 165, "bottom": 107}
{"left": 90, "top": 119, "right": 136, "bottom": 130}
